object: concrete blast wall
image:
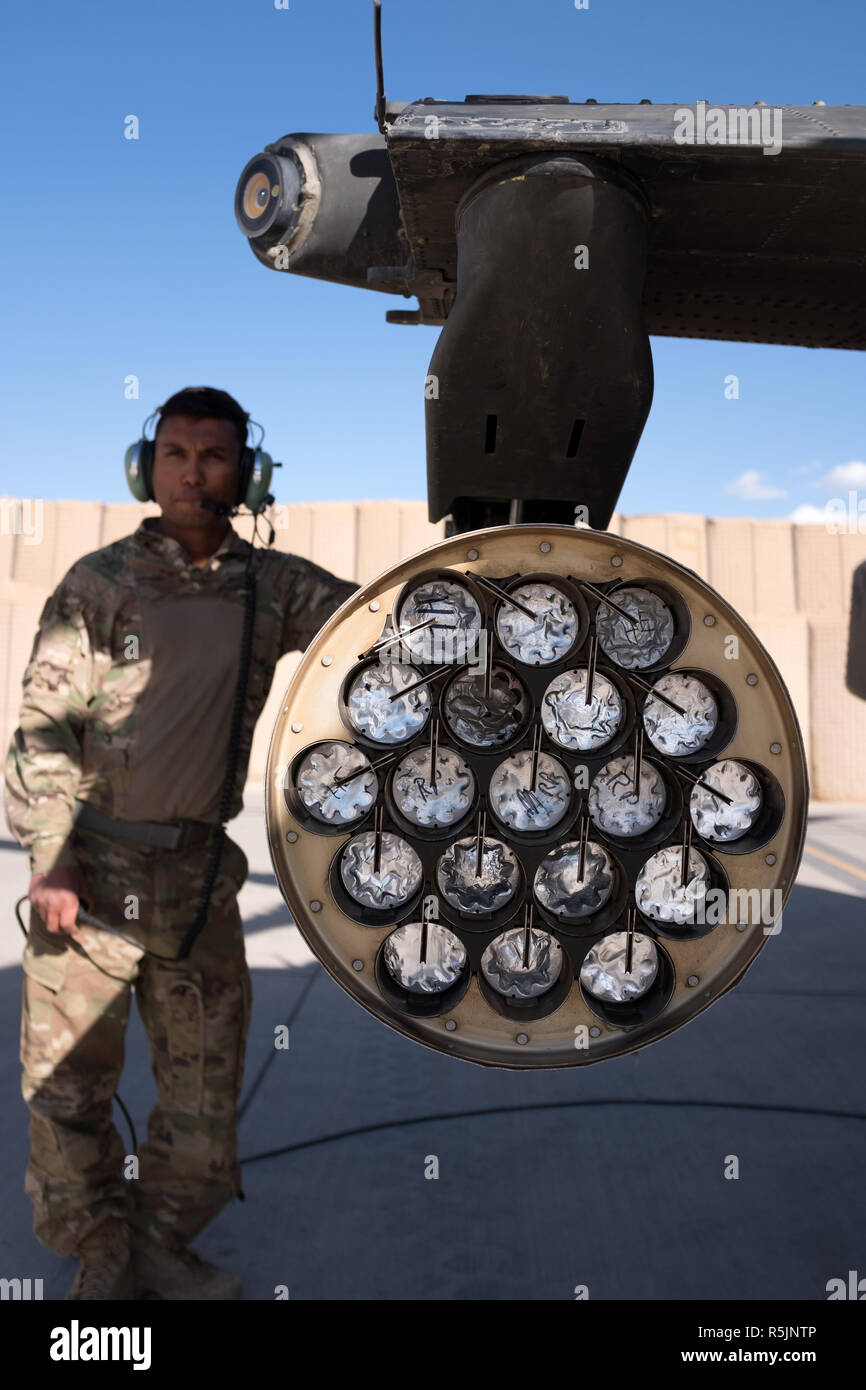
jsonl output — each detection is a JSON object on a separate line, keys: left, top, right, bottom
{"left": 1, "top": 499, "right": 864, "bottom": 801}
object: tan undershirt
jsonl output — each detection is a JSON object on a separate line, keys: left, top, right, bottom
{"left": 123, "top": 594, "right": 245, "bottom": 822}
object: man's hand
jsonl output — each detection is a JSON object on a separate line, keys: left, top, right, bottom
{"left": 28, "top": 866, "right": 89, "bottom": 935}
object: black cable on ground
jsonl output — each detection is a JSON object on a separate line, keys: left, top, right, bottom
{"left": 239, "top": 1096, "right": 866, "bottom": 1166}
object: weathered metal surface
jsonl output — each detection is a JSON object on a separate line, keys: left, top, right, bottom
{"left": 239, "top": 104, "right": 866, "bottom": 350}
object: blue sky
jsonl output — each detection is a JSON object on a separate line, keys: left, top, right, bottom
{"left": 0, "top": 0, "right": 863, "bottom": 519}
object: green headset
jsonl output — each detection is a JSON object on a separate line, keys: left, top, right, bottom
{"left": 124, "top": 407, "right": 275, "bottom": 511}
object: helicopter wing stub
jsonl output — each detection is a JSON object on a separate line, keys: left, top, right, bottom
{"left": 383, "top": 100, "right": 866, "bottom": 348}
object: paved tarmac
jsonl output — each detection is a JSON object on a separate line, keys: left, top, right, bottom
{"left": 1, "top": 791, "right": 863, "bottom": 1301}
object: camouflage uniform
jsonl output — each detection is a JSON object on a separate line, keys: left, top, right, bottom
{"left": 5, "top": 517, "right": 356, "bottom": 1256}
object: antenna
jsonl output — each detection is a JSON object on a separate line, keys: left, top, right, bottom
{"left": 373, "top": 1, "right": 387, "bottom": 134}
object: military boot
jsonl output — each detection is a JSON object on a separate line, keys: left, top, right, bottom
{"left": 65, "top": 1217, "right": 136, "bottom": 1300}
{"left": 133, "top": 1234, "right": 243, "bottom": 1300}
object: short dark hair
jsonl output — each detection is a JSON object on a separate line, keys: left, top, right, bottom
{"left": 154, "top": 386, "right": 249, "bottom": 455}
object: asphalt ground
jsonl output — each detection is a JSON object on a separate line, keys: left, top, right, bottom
{"left": 1, "top": 791, "right": 863, "bottom": 1301}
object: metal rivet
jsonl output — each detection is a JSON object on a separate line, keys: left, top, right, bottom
{"left": 310, "top": 900, "right": 322, "bottom": 913}
{"left": 589, "top": 1025, "right": 601, "bottom": 1038}
{"left": 369, "top": 600, "right": 380, "bottom": 612}
{"left": 539, "top": 541, "right": 551, "bottom": 554}
{"left": 291, "top": 721, "right": 303, "bottom": 733}
{"left": 611, "top": 555, "right": 623, "bottom": 567}
{"left": 765, "top": 852, "right": 777, "bottom": 866}
{"left": 736, "top": 922, "right": 748, "bottom": 932}
{"left": 746, "top": 673, "right": 758, "bottom": 686}
{"left": 321, "top": 655, "right": 333, "bottom": 667}
{"left": 444, "top": 1019, "right": 457, "bottom": 1032}
{"left": 703, "top": 614, "right": 716, "bottom": 627}
{"left": 285, "top": 831, "right": 299, "bottom": 844}
{"left": 770, "top": 741, "right": 781, "bottom": 755}
{"left": 687, "top": 974, "right": 699, "bottom": 986}
{"left": 515, "top": 1032, "right": 529, "bottom": 1045}
{"left": 466, "top": 548, "right": 479, "bottom": 561}
{"left": 352, "top": 958, "right": 364, "bottom": 971}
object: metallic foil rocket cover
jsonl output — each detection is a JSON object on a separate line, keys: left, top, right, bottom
{"left": 541, "top": 668, "right": 624, "bottom": 752}
{"left": 533, "top": 839, "right": 614, "bottom": 918}
{"left": 489, "top": 749, "right": 571, "bottom": 831}
{"left": 437, "top": 836, "right": 520, "bottom": 913}
{"left": 398, "top": 579, "right": 482, "bottom": 664}
{"left": 635, "top": 846, "right": 711, "bottom": 925}
{"left": 481, "top": 926, "right": 564, "bottom": 999}
{"left": 442, "top": 665, "right": 529, "bottom": 748}
{"left": 295, "top": 741, "right": 377, "bottom": 825}
{"left": 391, "top": 746, "right": 475, "bottom": 828}
{"left": 495, "top": 582, "right": 579, "bottom": 666}
{"left": 690, "top": 759, "right": 763, "bottom": 842}
{"left": 346, "top": 659, "right": 431, "bottom": 743}
{"left": 580, "top": 930, "right": 659, "bottom": 1002}
{"left": 589, "top": 756, "right": 666, "bottom": 836}
{"left": 340, "top": 831, "right": 423, "bottom": 909}
{"left": 643, "top": 672, "right": 718, "bottom": 757}
{"left": 383, "top": 921, "right": 467, "bottom": 994}
{"left": 596, "top": 586, "right": 675, "bottom": 669}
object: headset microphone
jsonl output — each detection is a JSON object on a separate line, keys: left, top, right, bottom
{"left": 199, "top": 497, "right": 234, "bottom": 517}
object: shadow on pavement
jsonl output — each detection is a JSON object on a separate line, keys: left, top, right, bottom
{"left": 1, "top": 875, "right": 863, "bottom": 1300}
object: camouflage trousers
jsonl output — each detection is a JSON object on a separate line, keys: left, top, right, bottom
{"left": 20, "top": 824, "right": 252, "bottom": 1258}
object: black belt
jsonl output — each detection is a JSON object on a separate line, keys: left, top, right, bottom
{"left": 73, "top": 799, "right": 220, "bottom": 850}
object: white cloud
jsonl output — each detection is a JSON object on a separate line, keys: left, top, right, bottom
{"left": 787, "top": 504, "right": 829, "bottom": 524}
{"left": 812, "top": 460, "right": 866, "bottom": 491}
{"left": 724, "top": 470, "right": 788, "bottom": 500}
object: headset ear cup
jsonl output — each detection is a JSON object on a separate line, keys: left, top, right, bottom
{"left": 243, "top": 448, "right": 274, "bottom": 511}
{"left": 124, "top": 440, "right": 154, "bottom": 502}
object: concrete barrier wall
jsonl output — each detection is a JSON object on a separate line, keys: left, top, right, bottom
{"left": 2, "top": 498, "right": 865, "bottom": 803}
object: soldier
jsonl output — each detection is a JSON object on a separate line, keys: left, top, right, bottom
{"left": 4, "top": 386, "right": 358, "bottom": 1299}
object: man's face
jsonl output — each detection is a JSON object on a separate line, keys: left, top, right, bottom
{"left": 151, "top": 415, "right": 242, "bottom": 529}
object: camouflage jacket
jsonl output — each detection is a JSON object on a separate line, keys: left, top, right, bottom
{"left": 4, "top": 517, "right": 358, "bottom": 873}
